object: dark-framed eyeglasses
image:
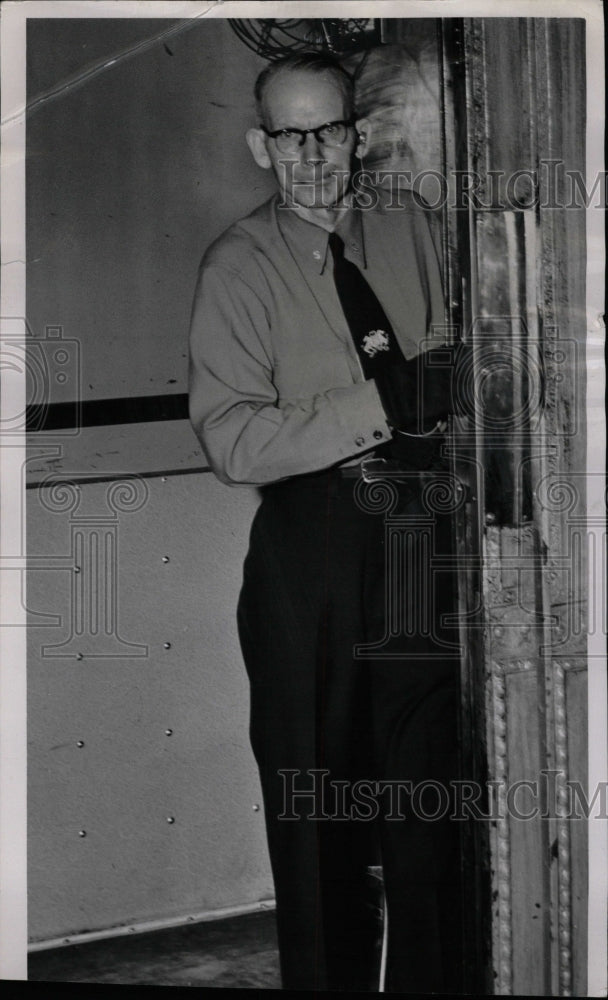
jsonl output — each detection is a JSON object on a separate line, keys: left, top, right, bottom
{"left": 260, "top": 119, "right": 356, "bottom": 154}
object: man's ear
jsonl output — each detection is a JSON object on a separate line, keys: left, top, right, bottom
{"left": 246, "top": 128, "right": 272, "bottom": 169}
{"left": 355, "top": 117, "right": 371, "bottom": 159}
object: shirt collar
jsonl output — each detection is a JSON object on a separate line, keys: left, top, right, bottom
{"left": 275, "top": 197, "right": 367, "bottom": 276}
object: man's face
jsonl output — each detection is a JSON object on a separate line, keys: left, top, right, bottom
{"left": 259, "top": 69, "right": 357, "bottom": 211}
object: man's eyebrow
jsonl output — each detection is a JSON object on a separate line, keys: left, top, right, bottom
{"left": 264, "top": 119, "right": 350, "bottom": 133}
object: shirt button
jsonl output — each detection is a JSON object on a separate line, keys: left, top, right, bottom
{"left": 373, "top": 430, "right": 383, "bottom": 440}
{"left": 312, "top": 249, "right": 322, "bottom": 260}
{"left": 350, "top": 240, "right": 360, "bottom": 252}
{"left": 355, "top": 436, "right": 365, "bottom": 447}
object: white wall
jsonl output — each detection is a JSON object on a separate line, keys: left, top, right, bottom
{"left": 26, "top": 17, "right": 274, "bottom": 401}
{"left": 27, "top": 472, "right": 269, "bottom": 941}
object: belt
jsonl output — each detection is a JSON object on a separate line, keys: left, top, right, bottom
{"left": 263, "top": 457, "right": 447, "bottom": 496}
{"left": 340, "top": 455, "right": 410, "bottom": 483}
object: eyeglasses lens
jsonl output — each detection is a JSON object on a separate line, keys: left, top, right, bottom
{"left": 275, "top": 123, "right": 349, "bottom": 154}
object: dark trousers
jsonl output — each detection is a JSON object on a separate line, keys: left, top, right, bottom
{"left": 237, "top": 468, "right": 464, "bottom": 993}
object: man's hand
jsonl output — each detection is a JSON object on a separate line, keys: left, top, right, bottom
{"left": 375, "top": 343, "right": 469, "bottom": 434}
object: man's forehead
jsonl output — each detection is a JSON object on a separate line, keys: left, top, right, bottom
{"left": 262, "top": 69, "right": 349, "bottom": 123}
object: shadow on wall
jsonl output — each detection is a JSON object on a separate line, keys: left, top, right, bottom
{"left": 349, "top": 38, "right": 442, "bottom": 184}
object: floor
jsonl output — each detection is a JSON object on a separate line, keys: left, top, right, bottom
{"left": 27, "top": 909, "right": 281, "bottom": 989}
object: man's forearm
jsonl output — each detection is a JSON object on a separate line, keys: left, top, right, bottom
{"left": 189, "top": 375, "right": 392, "bottom": 486}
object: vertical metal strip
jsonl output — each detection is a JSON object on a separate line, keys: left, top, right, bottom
{"left": 553, "top": 659, "right": 573, "bottom": 995}
{"left": 504, "top": 214, "right": 523, "bottom": 525}
{"left": 484, "top": 524, "right": 513, "bottom": 995}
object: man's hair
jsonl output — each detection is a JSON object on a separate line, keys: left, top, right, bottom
{"left": 254, "top": 52, "right": 355, "bottom": 125}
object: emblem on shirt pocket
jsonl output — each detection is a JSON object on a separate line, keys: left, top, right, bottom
{"left": 362, "top": 329, "right": 390, "bottom": 358}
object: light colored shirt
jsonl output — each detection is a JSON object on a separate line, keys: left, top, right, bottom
{"left": 188, "top": 187, "right": 445, "bottom": 486}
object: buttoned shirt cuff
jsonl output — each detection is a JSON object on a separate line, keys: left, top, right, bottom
{"left": 334, "top": 378, "right": 392, "bottom": 456}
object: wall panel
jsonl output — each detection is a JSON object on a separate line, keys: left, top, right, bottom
{"left": 27, "top": 472, "right": 268, "bottom": 942}
{"left": 26, "top": 18, "right": 273, "bottom": 406}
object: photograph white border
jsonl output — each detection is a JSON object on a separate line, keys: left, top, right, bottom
{"left": 1, "top": 0, "right": 605, "bottom": 991}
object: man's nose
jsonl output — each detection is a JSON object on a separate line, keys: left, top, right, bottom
{"left": 301, "top": 132, "right": 326, "bottom": 164}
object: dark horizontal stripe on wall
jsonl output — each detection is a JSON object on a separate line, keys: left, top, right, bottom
{"left": 26, "top": 393, "right": 189, "bottom": 431}
{"left": 27, "top": 465, "right": 212, "bottom": 490}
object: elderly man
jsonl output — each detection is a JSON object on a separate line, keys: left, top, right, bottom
{"left": 189, "top": 52, "right": 463, "bottom": 993}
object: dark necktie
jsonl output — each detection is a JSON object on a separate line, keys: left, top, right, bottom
{"left": 328, "top": 230, "right": 444, "bottom": 469}
{"left": 328, "top": 231, "right": 400, "bottom": 383}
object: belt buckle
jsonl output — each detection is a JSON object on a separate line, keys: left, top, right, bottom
{"left": 360, "top": 456, "right": 389, "bottom": 483}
